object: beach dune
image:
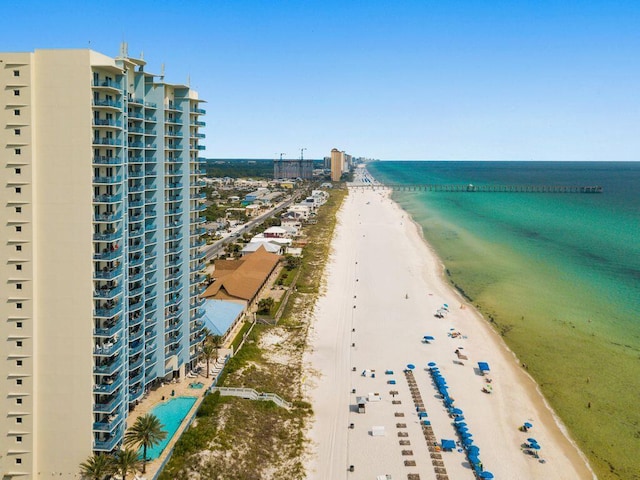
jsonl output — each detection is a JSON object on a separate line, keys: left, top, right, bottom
{"left": 304, "top": 180, "right": 594, "bottom": 480}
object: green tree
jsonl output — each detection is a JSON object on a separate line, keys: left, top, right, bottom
{"left": 123, "top": 415, "right": 167, "bottom": 473}
{"left": 110, "top": 448, "right": 141, "bottom": 480}
{"left": 201, "top": 341, "right": 215, "bottom": 378}
{"left": 79, "top": 453, "right": 113, "bottom": 480}
{"left": 284, "top": 254, "right": 302, "bottom": 271}
{"left": 257, "top": 297, "right": 275, "bottom": 314}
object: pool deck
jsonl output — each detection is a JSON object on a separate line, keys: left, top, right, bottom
{"left": 126, "top": 349, "right": 231, "bottom": 479}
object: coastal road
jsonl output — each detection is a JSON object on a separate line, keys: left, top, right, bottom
{"left": 202, "top": 192, "right": 301, "bottom": 261}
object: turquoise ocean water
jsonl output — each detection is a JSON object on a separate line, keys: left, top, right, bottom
{"left": 367, "top": 161, "right": 640, "bottom": 479}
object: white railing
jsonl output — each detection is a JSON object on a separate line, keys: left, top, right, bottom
{"left": 210, "top": 387, "right": 292, "bottom": 409}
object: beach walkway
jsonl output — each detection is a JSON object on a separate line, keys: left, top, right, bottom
{"left": 304, "top": 182, "right": 593, "bottom": 480}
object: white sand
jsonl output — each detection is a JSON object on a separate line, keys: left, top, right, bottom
{"left": 304, "top": 181, "right": 594, "bottom": 480}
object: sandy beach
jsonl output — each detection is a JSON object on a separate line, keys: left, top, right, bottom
{"left": 304, "top": 174, "right": 594, "bottom": 479}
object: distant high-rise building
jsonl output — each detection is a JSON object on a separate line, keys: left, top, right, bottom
{"left": 0, "top": 48, "right": 208, "bottom": 477}
{"left": 330, "top": 148, "right": 344, "bottom": 181}
{"left": 273, "top": 158, "right": 313, "bottom": 180}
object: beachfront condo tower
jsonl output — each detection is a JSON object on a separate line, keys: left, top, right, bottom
{"left": 330, "top": 148, "right": 344, "bottom": 181}
{"left": 0, "top": 47, "right": 207, "bottom": 477}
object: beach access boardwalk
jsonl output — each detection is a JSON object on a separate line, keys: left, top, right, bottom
{"left": 350, "top": 183, "right": 603, "bottom": 193}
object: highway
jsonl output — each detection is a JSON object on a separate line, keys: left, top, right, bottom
{"left": 202, "top": 192, "right": 301, "bottom": 261}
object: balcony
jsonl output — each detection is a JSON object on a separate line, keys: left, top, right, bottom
{"left": 93, "top": 249, "right": 123, "bottom": 261}
{"left": 129, "top": 340, "right": 144, "bottom": 356}
{"left": 93, "top": 266, "right": 124, "bottom": 281}
{"left": 193, "top": 133, "right": 206, "bottom": 139}
{"left": 94, "top": 119, "right": 122, "bottom": 128}
{"left": 191, "top": 227, "right": 206, "bottom": 236}
{"left": 93, "top": 175, "right": 123, "bottom": 184}
{"left": 145, "top": 355, "right": 157, "bottom": 368}
{"left": 93, "top": 322, "right": 123, "bottom": 337}
{"left": 93, "top": 99, "right": 123, "bottom": 109}
{"left": 129, "top": 354, "right": 144, "bottom": 371}
{"left": 94, "top": 303, "right": 122, "bottom": 319}
{"left": 166, "top": 102, "right": 182, "bottom": 112}
{"left": 129, "top": 141, "right": 144, "bottom": 149}
{"left": 129, "top": 227, "right": 144, "bottom": 238}
{"left": 166, "top": 294, "right": 182, "bottom": 308}
{"left": 166, "top": 321, "right": 182, "bottom": 334}
{"left": 129, "top": 298, "right": 144, "bottom": 312}
{"left": 190, "top": 192, "right": 206, "bottom": 200}
{"left": 93, "top": 412, "right": 123, "bottom": 433}
{"left": 93, "top": 359, "right": 123, "bottom": 376}
{"left": 129, "top": 97, "right": 143, "bottom": 105}
{"left": 128, "top": 169, "right": 144, "bottom": 178}
{"left": 93, "top": 285, "right": 123, "bottom": 300}
{"left": 93, "top": 194, "right": 123, "bottom": 204}
{"left": 93, "top": 156, "right": 123, "bottom": 166}
{"left": 129, "top": 369, "right": 144, "bottom": 387}
{"left": 93, "top": 391, "right": 123, "bottom": 413}
{"left": 194, "top": 120, "right": 206, "bottom": 127}
{"left": 93, "top": 211, "right": 123, "bottom": 223}
{"left": 129, "top": 386, "right": 144, "bottom": 403}
{"left": 93, "top": 230, "right": 123, "bottom": 242}
{"left": 190, "top": 250, "right": 206, "bottom": 261}
{"left": 191, "top": 107, "right": 206, "bottom": 114}
{"left": 190, "top": 332, "right": 206, "bottom": 346}
{"left": 93, "top": 138, "right": 123, "bottom": 146}
{"left": 166, "top": 182, "right": 183, "bottom": 190}
{"left": 93, "top": 373, "right": 123, "bottom": 393}
{"left": 167, "top": 195, "right": 183, "bottom": 203}
{"left": 190, "top": 298, "right": 206, "bottom": 310}
{"left": 129, "top": 111, "right": 144, "bottom": 119}
{"left": 166, "top": 332, "right": 184, "bottom": 346}
{"left": 93, "top": 434, "right": 121, "bottom": 452}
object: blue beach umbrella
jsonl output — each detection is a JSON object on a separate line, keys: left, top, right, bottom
{"left": 479, "top": 472, "right": 494, "bottom": 479}
{"left": 407, "top": 364, "right": 415, "bottom": 370}
{"left": 451, "top": 408, "right": 463, "bottom": 415}
{"left": 468, "top": 455, "right": 480, "bottom": 465}
{"left": 524, "top": 422, "right": 533, "bottom": 429}
{"left": 468, "top": 445, "right": 480, "bottom": 454}
{"left": 428, "top": 362, "right": 437, "bottom": 367}
{"left": 454, "top": 416, "right": 466, "bottom": 422}
{"left": 527, "top": 438, "right": 537, "bottom": 444}
{"left": 529, "top": 443, "right": 541, "bottom": 450}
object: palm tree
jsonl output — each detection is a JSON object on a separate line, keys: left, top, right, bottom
{"left": 123, "top": 414, "right": 167, "bottom": 473}
{"left": 79, "top": 453, "right": 113, "bottom": 480}
{"left": 110, "top": 448, "right": 141, "bottom": 480}
{"left": 201, "top": 341, "right": 215, "bottom": 378}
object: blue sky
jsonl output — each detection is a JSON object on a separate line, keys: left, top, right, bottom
{"left": 2, "top": 0, "right": 639, "bottom": 160}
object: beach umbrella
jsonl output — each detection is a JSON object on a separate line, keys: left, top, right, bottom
{"left": 424, "top": 335, "right": 435, "bottom": 341}
{"left": 467, "top": 445, "right": 480, "bottom": 454}
{"left": 462, "top": 438, "right": 474, "bottom": 446}
{"left": 529, "top": 443, "right": 541, "bottom": 450}
{"left": 454, "top": 416, "right": 466, "bottom": 422}
{"left": 443, "top": 304, "right": 449, "bottom": 308}
{"left": 479, "top": 472, "right": 494, "bottom": 479}
{"left": 527, "top": 438, "right": 537, "bottom": 444}
{"left": 428, "top": 362, "right": 437, "bottom": 367}
{"left": 407, "top": 364, "right": 415, "bottom": 370}
{"left": 524, "top": 422, "right": 533, "bottom": 429}
{"left": 468, "top": 455, "right": 480, "bottom": 465}
{"left": 451, "top": 408, "right": 463, "bottom": 415}
{"left": 455, "top": 422, "right": 467, "bottom": 428}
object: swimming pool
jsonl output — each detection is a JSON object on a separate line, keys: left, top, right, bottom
{"left": 145, "top": 396, "right": 197, "bottom": 460}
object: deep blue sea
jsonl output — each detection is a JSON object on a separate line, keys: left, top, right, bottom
{"left": 367, "top": 161, "right": 640, "bottom": 478}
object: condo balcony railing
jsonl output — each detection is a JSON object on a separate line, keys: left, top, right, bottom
{"left": 93, "top": 371, "right": 123, "bottom": 393}
{"left": 129, "top": 315, "right": 144, "bottom": 330}
{"left": 129, "top": 141, "right": 144, "bottom": 149}
{"left": 190, "top": 192, "right": 206, "bottom": 200}
{"left": 94, "top": 303, "right": 123, "bottom": 319}
{"left": 128, "top": 182, "right": 144, "bottom": 193}
{"left": 93, "top": 391, "right": 123, "bottom": 413}
{"left": 196, "top": 145, "right": 206, "bottom": 150}
{"left": 93, "top": 194, "right": 122, "bottom": 203}
{"left": 145, "top": 355, "right": 157, "bottom": 368}
{"left": 93, "top": 175, "right": 123, "bottom": 184}
{"left": 128, "top": 155, "right": 144, "bottom": 164}
{"left": 93, "top": 413, "right": 123, "bottom": 433}
{"left": 93, "top": 156, "right": 123, "bottom": 165}
{"left": 93, "top": 285, "right": 123, "bottom": 300}
{"left": 129, "top": 386, "right": 144, "bottom": 403}
{"left": 94, "top": 119, "right": 123, "bottom": 127}
{"left": 93, "top": 359, "right": 123, "bottom": 376}
{"left": 146, "top": 341, "right": 158, "bottom": 354}
{"left": 191, "top": 227, "right": 206, "bottom": 236}
{"left": 166, "top": 182, "right": 183, "bottom": 190}
{"left": 166, "top": 207, "right": 184, "bottom": 216}
{"left": 93, "top": 211, "right": 123, "bottom": 223}
{"left": 145, "top": 101, "right": 157, "bottom": 108}
{"left": 128, "top": 169, "right": 144, "bottom": 178}
{"left": 93, "top": 99, "right": 123, "bottom": 109}
{"left": 129, "top": 340, "right": 144, "bottom": 356}
{"left": 166, "top": 102, "right": 182, "bottom": 111}
{"left": 166, "top": 332, "right": 184, "bottom": 346}
{"left": 166, "top": 295, "right": 182, "bottom": 308}
{"left": 93, "top": 138, "right": 124, "bottom": 147}
{"left": 93, "top": 318, "right": 123, "bottom": 336}
{"left": 145, "top": 115, "right": 157, "bottom": 122}
{"left": 129, "top": 270, "right": 144, "bottom": 283}
{"left": 190, "top": 250, "right": 206, "bottom": 262}
{"left": 93, "top": 434, "right": 121, "bottom": 452}
{"left": 129, "top": 126, "right": 145, "bottom": 134}
{"left": 191, "top": 107, "right": 206, "bottom": 114}
{"left": 193, "top": 133, "right": 206, "bottom": 139}
{"left": 165, "top": 131, "right": 183, "bottom": 137}
{"left": 129, "top": 97, "right": 143, "bottom": 105}
{"left": 145, "top": 129, "right": 157, "bottom": 136}
{"left": 190, "top": 238, "right": 206, "bottom": 249}
{"left": 129, "top": 227, "right": 144, "bottom": 238}
{"left": 190, "top": 308, "right": 206, "bottom": 322}
{"left": 166, "top": 170, "right": 184, "bottom": 178}
{"left": 94, "top": 266, "right": 124, "bottom": 281}
{"left": 194, "top": 120, "right": 206, "bottom": 127}
{"left": 93, "top": 230, "right": 123, "bottom": 242}
{"left": 129, "top": 298, "right": 144, "bottom": 312}
{"left": 128, "top": 197, "right": 145, "bottom": 208}
{"left": 145, "top": 143, "right": 157, "bottom": 149}
{"left": 167, "top": 194, "right": 183, "bottom": 202}
{"left": 129, "top": 369, "right": 145, "bottom": 387}
{"left": 129, "top": 111, "right": 144, "bottom": 119}
{"left": 93, "top": 249, "right": 123, "bottom": 261}
{"left": 190, "top": 298, "right": 206, "bottom": 310}
{"left": 93, "top": 79, "right": 122, "bottom": 89}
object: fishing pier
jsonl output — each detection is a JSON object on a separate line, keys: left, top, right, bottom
{"left": 350, "top": 183, "right": 603, "bottom": 193}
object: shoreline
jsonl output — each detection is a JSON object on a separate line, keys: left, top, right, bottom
{"left": 304, "top": 171, "right": 594, "bottom": 479}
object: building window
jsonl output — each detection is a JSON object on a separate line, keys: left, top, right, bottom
{"left": 14, "top": 89, "right": 20, "bottom": 96}
{"left": 15, "top": 187, "right": 21, "bottom": 193}
{"left": 16, "top": 207, "right": 22, "bottom": 213}
{"left": 13, "top": 70, "right": 20, "bottom": 77}
{"left": 16, "top": 417, "right": 22, "bottom": 424}
{"left": 17, "top": 283, "right": 22, "bottom": 290}
{"left": 15, "top": 128, "right": 21, "bottom": 135}
{"left": 17, "top": 398, "right": 23, "bottom": 404}
{"left": 17, "top": 341, "right": 22, "bottom": 347}
{"left": 14, "top": 109, "right": 20, "bottom": 116}
{"left": 16, "top": 226, "right": 22, "bottom": 232}
{"left": 16, "top": 379, "right": 22, "bottom": 385}
{"left": 16, "top": 321, "right": 22, "bottom": 328}
{"left": 15, "top": 167, "right": 21, "bottom": 174}
{"left": 15, "top": 148, "right": 21, "bottom": 155}
{"left": 16, "top": 458, "right": 22, "bottom": 464}
{"left": 16, "top": 245, "right": 22, "bottom": 251}
{"left": 16, "top": 264, "right": 22, "bottom": 271}
{"left": 16, "top": 436, "right": 22, "bottom": 443}
{"left": 17, "top": 360, "right": 23, "bottom": 366}
{"left": 16, "top": 302, "right": 22, "bottom": 309}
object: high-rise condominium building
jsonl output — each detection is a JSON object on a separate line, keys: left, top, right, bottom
{"left": 0, "top": 47, "right": 208, "bottom": 477}
{"left": 330, "top": 148, "right": 344, "bottom": 181}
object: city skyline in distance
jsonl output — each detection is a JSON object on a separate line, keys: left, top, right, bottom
{"left": 2, "top": 0, "right": 639, "bottom": 161}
